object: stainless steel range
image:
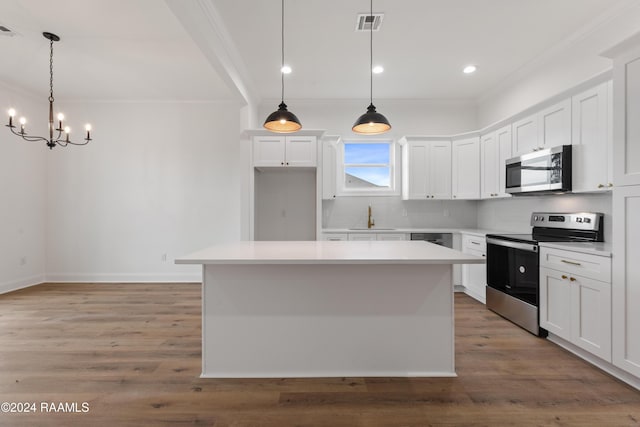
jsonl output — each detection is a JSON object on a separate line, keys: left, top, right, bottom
{"left": 485, "top": 212, "right": 604, "bottom": 336}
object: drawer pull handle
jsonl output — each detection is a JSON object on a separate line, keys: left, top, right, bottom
{"left": 561, "top": 275, "right": 568, "bottom": 279}
{"left": 561, "top": 260, "right": 581, "bottom": 266}
{"left": 471, "top": 241, "right": 480, "bottom": 245}
{"left": 570, "top": 277, "right": 577, "bottom": 282}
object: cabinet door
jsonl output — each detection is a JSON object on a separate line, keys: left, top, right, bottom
{"left": 253, "top": 136, "right": 285, "bottom": 166}
{"left": 286, "top": 136, "right": 317, "bottom": 167}
{"left": 429, "top": 140, "right": 452, "bottom": 199}
{"left": 571, "top": 274, "right": 612, "bottom": 361}
{"left": 539, "top": 267, "right": 572, "bottom": 341}
{"left": 402, "top": 142, "right": 429, "bottom": 199}
{"left": 480, "top": 132, "right": 498, "bottom": 199}
{"left": 572, "top": 83, "right": 611, "bottom": 193}
{"left": 496, "top": 125, "right": 513, "bottom": 197}
{"left": 612, "top": 185, "right": 640, "bottom": 377}
{"left": 512, "top": 114, "right": 538, "bottom": 156}
{"left": 613, "top": 50, "right": 640, "bottom": 186}
{"left": 322, "top": 139, "right": 338, "bottom": 199}
{"left": 452, "top": 137, "right": 480, "bottom": 199}
{"left": 538, "top": 98, "right": 571, "bottom": 150}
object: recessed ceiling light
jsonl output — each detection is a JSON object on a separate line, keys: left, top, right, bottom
{"left": 281, "top": 65, "right": 292, "bottom": 74}
{"left": 463, "top": 65, "right": 477, "bottom": 74}
{"left": 372, "top": 65, "right": 384, "bottom": 74}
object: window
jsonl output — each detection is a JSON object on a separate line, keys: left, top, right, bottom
{"left": 338, "top": 140, "right": 399, "bottom": 195}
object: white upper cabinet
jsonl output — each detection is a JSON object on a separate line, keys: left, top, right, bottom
{"left": 452, "top": 136, "right": 480, "bottom": 200}
{"left": 322, "top": 137, "right": 339, "bottom": 200}
{"left": 571, "top": 81, "right": 613, "bottom": 193}
{"left": 481, "top": 125, "right": 512, "bottom": 199}
{"left": 512, "top": 114, "right": 538, "bottom": 156}
{"left": 538, "top": 99, "right": 572, "bottom": 150}
{"left": 253, "top": 135, "right": 317, "bottom": 167}
{"left": 611, "top": 42, "right": 640, "bottom": 186}
{"left": 512, "top": 99, "right": 571, "bottom": 157}
{"left": 401, "top": 139, "right": 451, "bottom": 200}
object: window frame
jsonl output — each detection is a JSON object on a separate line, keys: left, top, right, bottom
{"left": 336, "top": 139, "right": 400, "bottom": 196}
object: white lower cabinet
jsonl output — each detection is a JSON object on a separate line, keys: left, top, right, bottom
{"left": 461, "top": 234, "right": 486, "bottom": 304}
{"left": 612, "top": 185, "right": 640, "bottom": 377}
{"left": 540, "top": 247, "right": 612, "bottom": 362}
{"left": 322, "top": 232, "right": 408, "bottom": 241}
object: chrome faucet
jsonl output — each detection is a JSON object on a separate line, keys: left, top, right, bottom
{"left": 367, "top": 204, "right": 375, "bottom": 229}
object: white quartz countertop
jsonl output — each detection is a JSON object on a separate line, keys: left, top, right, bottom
{"left": 176, "top": 241, "right": 486, "bottom": 265}
{"left": 322, "top": 228, "right": 508, "bottom": 236}
{"left": 539, "top": 241, "right": 612, "bottom": 257}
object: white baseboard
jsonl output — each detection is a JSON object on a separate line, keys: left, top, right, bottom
{"left": 463, "top": 288, "right": 486, "bottom": 304}
{"left": 0, "top": 274, "right": 45, "bottom": 295}
{"left": 548, "top": 333, "right": 640, "bottom": 391}
{"left": 45, "top": 272, "right": 202, "bottom": 283}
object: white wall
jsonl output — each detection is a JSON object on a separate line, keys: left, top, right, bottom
{"left": 477, "top": 3, "right": 640, "bottom": 127}
{"left": 258, "top": 99, "right": 478, "bottom": 137}
{"left": 45, "top": 101, "right": 243, "bottom": 282}
{"left": 477, "top": 193, "right": 612, "bottom": 242}
{"left": 254, "top": 168, "right": 316, "bottom": 240}
{"left": 0, "top": 83, "right": 47, "bottom": 293}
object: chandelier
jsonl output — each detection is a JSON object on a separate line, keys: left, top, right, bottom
{"left": 6, "top": 32, "right": 92, "bottom": 149}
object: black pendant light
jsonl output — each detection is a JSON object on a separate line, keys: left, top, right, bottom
{"left": 264, "top": 0, "right": 302, "bottom": 133}
{"left": 352, "top": 0, "right": 391, "bottom": 135}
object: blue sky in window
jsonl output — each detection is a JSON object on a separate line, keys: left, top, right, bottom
{"left": 344, "top": 143, "right": 390, "bottom": 164}
{"left": 344, "top": 143, "right": 391, "bottom": 187}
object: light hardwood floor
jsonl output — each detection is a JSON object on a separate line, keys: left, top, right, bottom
{"left": 0, "top": 283, "right": 638, "bottom": 426}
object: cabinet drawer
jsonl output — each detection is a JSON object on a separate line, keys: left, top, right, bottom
{"left": 462, "top": 234, "right": 486, "bottom": 253}
{"left": 348, "top": 233, "right": 377, "bottom": 241}
{"left": 376, "top": 233, "right": 408, "bottom": 241}
{"left": 540, "top": 247, "right": 611, "bottom": 282}
{"left": 322, "top": 233, "right": 348, "bottom": 241}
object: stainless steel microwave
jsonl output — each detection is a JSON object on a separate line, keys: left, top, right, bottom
{"left": 505, "top": 145, "right": 572, "bottom": 195}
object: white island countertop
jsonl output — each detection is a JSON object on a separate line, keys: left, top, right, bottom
{"left": 175, "top": 240, "right": 485, "bottom": 265}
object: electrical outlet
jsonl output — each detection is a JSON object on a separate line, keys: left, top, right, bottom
{"left": 161, "top": 253, "right": 167, "bottom": 262}
{"left": 443, "top": 209, "right": 450, "bottom": 217}
{"left": 402, "top": 209, "right": 408, "bottom": 217}
{"left": 20, "top": 256, "right": 27, "bottom": 266}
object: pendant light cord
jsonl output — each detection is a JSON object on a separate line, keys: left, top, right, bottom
{"left": 281, "top": 0, "right": 285, "bottom": 104}
{"left": 369, "top": 0, "right": 373, "bottom": 106}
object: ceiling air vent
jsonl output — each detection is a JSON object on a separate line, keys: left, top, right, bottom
{"left": 0, "top": 25, "right": 17, "bottom": 36}
{"left": 355, "top": 13, "right": 384, "bottom": 32}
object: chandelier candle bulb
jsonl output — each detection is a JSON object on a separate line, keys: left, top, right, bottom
{"left": 19, "top": 117, "right": 26, "bottom": 133}
{"left": 85, "top": 124, "right": 91, "bottom": 140}
{"left": 8, "top": 108, "right": 15, "bottom": 127}
{"left": 57, "top": 113, "right": 64, "bottom": 130}
{"left": 64, "top": 126, "right": 70, "bottom": 142}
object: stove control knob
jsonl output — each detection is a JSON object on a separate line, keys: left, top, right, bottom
{"left": 584, "top": 218, "right": 591, "bottom": 223}
{"left": 534, "top": 216, "right": 539, "bottom": 221}
{"left": 576, "top": 217, "right": 583, "bottom": 223}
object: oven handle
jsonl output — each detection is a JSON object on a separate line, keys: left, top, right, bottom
{"left": 486, "top": 237, "right": 538, "bottom": 252}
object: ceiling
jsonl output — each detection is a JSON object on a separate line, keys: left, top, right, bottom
{"left": 0, "top": 0, "right": 636, "bottom": 104}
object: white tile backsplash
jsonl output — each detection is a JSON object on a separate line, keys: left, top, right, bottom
{"left": 323, "top": 197, "right": 478, "bottom": 229}
{"left": 477, "top": 193, "right": 612, "bottom": 242}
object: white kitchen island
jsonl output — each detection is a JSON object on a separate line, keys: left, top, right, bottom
{"left": 176, "top": 240, "right": 484, "bottom": 378}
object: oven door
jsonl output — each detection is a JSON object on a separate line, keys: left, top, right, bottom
{"left": 486, "top": 238, "right": 539, "bottom": 306}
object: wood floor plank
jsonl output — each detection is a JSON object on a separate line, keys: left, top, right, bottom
{"left": 0, "top": 283, "right": 639, "bottom": 426}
